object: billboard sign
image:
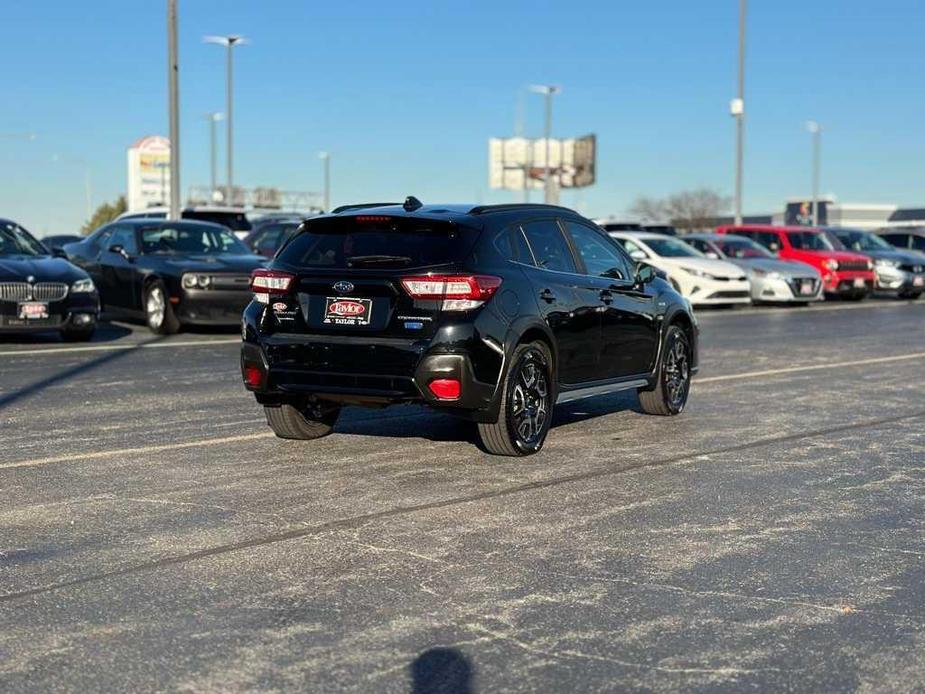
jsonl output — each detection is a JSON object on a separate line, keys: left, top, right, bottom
{"left": 127, "top": 135, "right": 171, "bottom": 212}
{"left": 489, "top": 134, "right": 596, "bottom": 191}
{"left": 785, "top": 200, "right": 828, "bottom": 226}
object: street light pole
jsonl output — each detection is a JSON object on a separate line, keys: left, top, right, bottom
{"left": 205, "top": 35, "right": 246, "bottom": 206}
{"left": 167, "top": 0, "right": 181, "bottom": 221}
{"left": 319, "top": 152, "right": 330, "bottom": 212}
{"left": 732, "top": 0, "right": 746, "bottom": 225}
{"left": 530, "top": 85, "right": 561, "bottom": 204}
{"left": 807, "top": 120, "right": 822, "bottom": 226}
{"left": 205, "top": 112, "right": 223, "bottom": 198}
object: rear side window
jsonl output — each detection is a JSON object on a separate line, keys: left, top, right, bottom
{"left": 275, "top": 217, "right": 479, "bottom": 270}
{"left": 880, "top": 233, "right": 908, "bottom": 248}
{"left": 521, "top": 220, "right": 577, "bottom": 274}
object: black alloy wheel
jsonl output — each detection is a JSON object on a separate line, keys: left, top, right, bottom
{"left": 638, "top": 325, "right": 692, "bottom": 416}
{"left": 478, "top": 341, "right": 553, "bottom": 456}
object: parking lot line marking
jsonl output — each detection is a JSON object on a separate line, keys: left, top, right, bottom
{"left": 2, "top": 351, "right": 922, "bottom": 472}
{"left": 0, "top": 338, "right": 240, "bottom": 357}
{"left": 0, "top": 433, "right": 273, "bottom": 471}
{"left": 697, "top": 352, "right": 925, "bottom": 384}
{"left": 2, "top": 408, "right": 923, "bottom": 604}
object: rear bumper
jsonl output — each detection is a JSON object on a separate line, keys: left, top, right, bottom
{"left": 242, "top": 334, "right": 497, "bottom": 420}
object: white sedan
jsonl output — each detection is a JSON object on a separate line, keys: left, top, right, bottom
{"left": 609, "top": 232, "right": 752, "bottom": 306}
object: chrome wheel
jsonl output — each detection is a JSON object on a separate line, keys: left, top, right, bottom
{"left": 146, "top": 286, "right": 165, "bottom": 329}
{"left": 509, "top": 353, "right": 549, "bottom": 447}
{"left": 663, "top": 333, "right": 690, "bottom": 411}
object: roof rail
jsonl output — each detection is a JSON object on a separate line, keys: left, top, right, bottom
{"left": 330, "top": 202, "right": 400, "bottom": 214}
{"left": 468, "top": 203, "right": 577, "bottom": 215}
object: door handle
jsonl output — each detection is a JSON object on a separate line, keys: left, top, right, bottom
{"left": 539, "top": 289, "right": 557, "bottom": 304}
{"left": 599, "top": 289, "right": 614, "bottom": 304}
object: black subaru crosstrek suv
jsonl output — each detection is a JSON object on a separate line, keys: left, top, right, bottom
{"left": 241, "top": 199, "right": 699, "bottom": 456}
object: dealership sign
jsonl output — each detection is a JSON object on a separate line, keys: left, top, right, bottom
{"left": 127, "top": 135, "right": 171, "bottom": 212}
{"left": 489, "top": 134, "right": 596, "bottom": 192}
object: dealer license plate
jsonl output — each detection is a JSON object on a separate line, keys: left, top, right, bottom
{"left": 853, "top": 278, "right": 866, "bottom": 288}
{"left": 799, "top": 281, "right": 814, "bottom": 295}
{"left": 18, "top": 302, "right": 49, "bottom": 320}
{"left": 323, "top": 297, "right": 372, "bottom": 326}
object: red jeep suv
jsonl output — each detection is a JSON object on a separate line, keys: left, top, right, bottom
{"left": 716, "top": 225, "right": 874, "bottom": 299}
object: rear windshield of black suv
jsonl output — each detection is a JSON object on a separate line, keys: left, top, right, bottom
{"left": 275, "top": 216, "right": 480, "bottom": 269}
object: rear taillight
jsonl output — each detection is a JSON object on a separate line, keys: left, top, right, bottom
{"left": 400, "top": 275, "right": 502, "bottom": 310}
{"left": 243, "top": 364, "right": 264, "bottom": 388}
{"left": 251, "top": 269, "right": 295, "bottom": 304}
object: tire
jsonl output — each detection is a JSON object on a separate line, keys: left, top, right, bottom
{"left": 477, "top": 341, "right": 553, "bottom": 456}
{"left": 264, "top": 401, "right": 340, "bottom": 440}
{"left": 638, "top": 325, "right": 692, "bottom": 416}
{"left": 60, "top": 325, "right": 96, "bottom": 342}
{"left": 145, "top": 280, "right": 180, "bottom": 335}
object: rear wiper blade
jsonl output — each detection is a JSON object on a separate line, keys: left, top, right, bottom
{"left": 346, "top": 255, "right": 412, "bottom": 266}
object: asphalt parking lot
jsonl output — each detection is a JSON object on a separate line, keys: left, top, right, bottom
{"left": 1, "top": 299, "right": 923, "bottom": 692}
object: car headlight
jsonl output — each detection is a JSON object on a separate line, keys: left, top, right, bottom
{"left": 822, "top": 259, "right": 839, "bottom": 271}
{"left": 681, "top": 266, "right": 713, "bottom": 279}
{"left": 750, "top": 268, "right": 781, "bottom": 279}
{"left": 182, "top": 273, "right": 212, "bottom": 289}
{"left": 874, "top": 258, "right": 898, "bottom": 269}
{"left": 71, "top": 278, "right": 95, "bottom": 293}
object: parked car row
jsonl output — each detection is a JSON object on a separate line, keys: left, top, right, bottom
{"left": 602, "top": 224, "right": 924, "bottom": 307}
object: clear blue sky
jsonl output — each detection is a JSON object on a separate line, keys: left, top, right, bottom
{"left": 2, "top": 0, "right": 923, "bottom": 234}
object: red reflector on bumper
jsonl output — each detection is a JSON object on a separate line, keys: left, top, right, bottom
{"left": 243, "top": 365, "right": 264, "bottom": 387}
{"left": 428, "top": 378, "right": 461, "bottom": 400}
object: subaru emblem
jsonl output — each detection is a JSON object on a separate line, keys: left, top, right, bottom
{"left": 333, "top": 280, "right": 354, "bottom": 294}
{"left": 26, "top": 275, "right": 35, "bottom": 284}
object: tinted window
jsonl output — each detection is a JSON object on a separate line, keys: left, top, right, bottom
{"left": 646, "top": 237, "right": 702, "bottom": 258}
{"left": 615, "top": 237, "right": 647, "bottom": 259}
{"left": 833, "top": 230, "right": 893, "bottom": 252}
{"left": 184, "top": 210, "right": 252, "bottom": 231}
{"left": 276, "top": 217, "right": 477, "bottom": 269}
{"left": 788, "top": 231, "right": 834, "bottom": 250}
{"left": 880, "top": 233, "right": 909, "bottom": 248}
{"left": 513, "top": 227, "right": 535, "bottom": 264}
{"left": 256, "top": 223, "right": 298, "bottom": 252}
{"left": 0, "top": 220, "right": 46, "bottom": 256}
{"left": 913, "top": 236, "right": 925, "bottom": 251}
{"left": 717, "top": 237, "right": 773, "bottom": 259}
{"left": 564, "top": 221, "right": 630, "bottom": 280}
{"left": 686, "top": 239, "right": 713, "bottom": 255}
{"left": 521, "top": 220, "right": 576, "bottom": 273}
{"left": 109, "top": 226, "right": 139, "bottom": 255}
{"left": 140, "top": 223, "right": 250, "bottom": 255}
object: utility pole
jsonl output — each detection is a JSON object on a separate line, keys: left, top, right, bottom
{"left": 205, "top": 35, "right": 246, "bottom": 206}
{"left": 731, "top": 0, "right": 746, "bottom": 225}
{"left": 319, "top": 152, "right": 330, "bottom": 212}
{"left": 167, "top": 0, "right": 181, "bottom": 220}
{"left": 530, "top": 85, "right": 561, "bottom": 204}
{"left": 807, "top": 120, "right": 822, "bottom": 226}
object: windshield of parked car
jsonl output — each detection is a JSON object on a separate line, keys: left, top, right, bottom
{"left": 140, "top": 223, "right": 251, "bottom": 255}
{"left": 184, "top": 210, "right": 252, "bottom": 232}
{"left": 644, "top": 237, "right": 703, "bottom": 258}
{"left": 787, "top": 231, "right": 837, "bottom": 251}
{"left": 0, "top": 221, "right": 48, "bottom": 256}
{"left": 834, "top": 230, "right": 894, "bottom": 252}
{"left": 717, "top": 237, "right": 773, "bottom": 259}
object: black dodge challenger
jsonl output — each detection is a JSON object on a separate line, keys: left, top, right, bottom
{"left": 0, "top": 218, "right": 99, "bottom": 340}
{"left": 64, "top": 219, "right": 265, "bottom": 334}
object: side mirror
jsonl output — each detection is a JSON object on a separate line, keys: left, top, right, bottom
{"left": 51, "top": 247, "right": 68, "bottom": 259}
{"left": 635, "top": 263, "right": 656, "bottom": 285}
{"left": 108, "top": 244, "right": 134, "bottom": 262}
{"left": 629, "top": 249, "right": 647, "bottom": 261}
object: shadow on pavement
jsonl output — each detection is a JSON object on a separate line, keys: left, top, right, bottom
{"left": 0, "top": 334, "right": 166, "bottom": 412}
{"left": 0, "top": 320, "right": 133, "bottom": 345}
{"left": 410, "top": 647, "right": 474, "bottom": 694}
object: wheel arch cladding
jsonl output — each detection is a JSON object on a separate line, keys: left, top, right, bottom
{"left": 516, "top": 326, "right": 556, "bottom": 379}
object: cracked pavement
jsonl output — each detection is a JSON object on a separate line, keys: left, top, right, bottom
{"left": 0, "top": 300, "right": 923, "bottom": 691}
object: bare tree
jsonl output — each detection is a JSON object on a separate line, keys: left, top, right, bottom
{"left": 628, "top": 196, "right": 666, "bottom": 221}
{"left": 663, "top": 189, "right": 731, "bottom": 232}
